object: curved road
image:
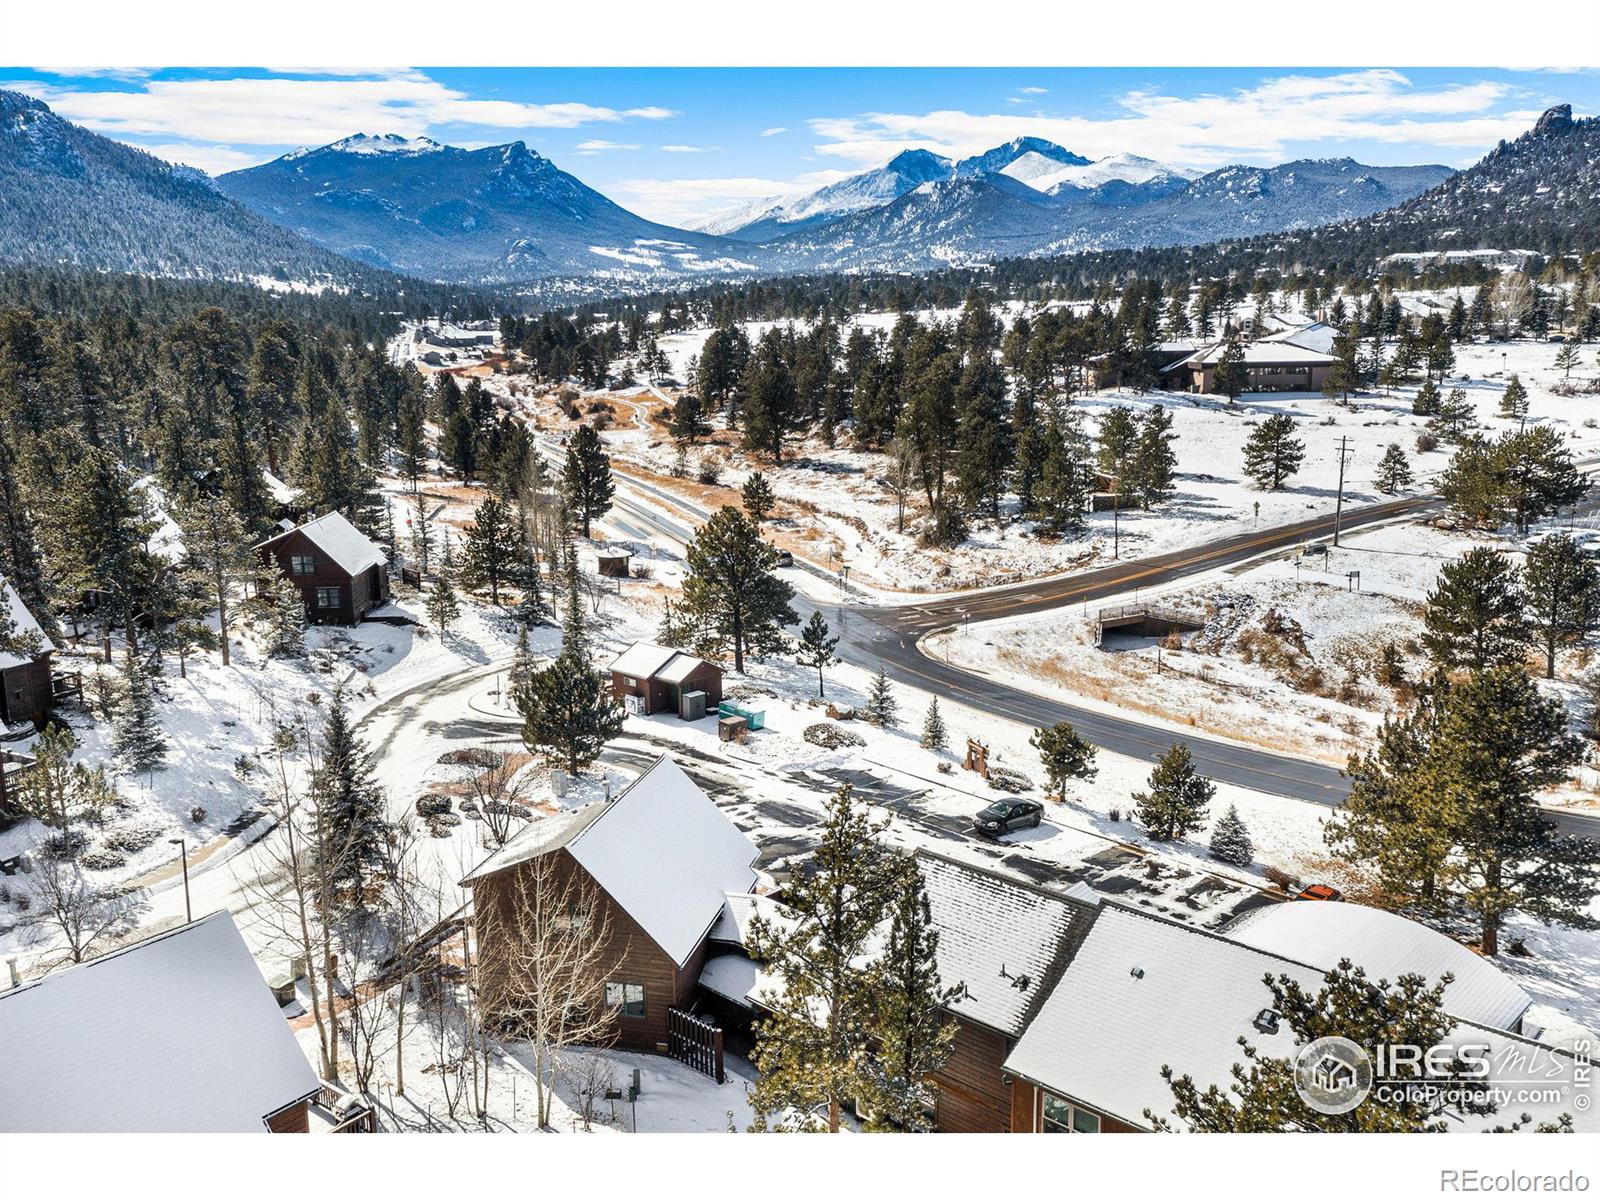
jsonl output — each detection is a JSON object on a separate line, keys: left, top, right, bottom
{"left": 594, "top": 465, "right": 1600, "bottom": 839}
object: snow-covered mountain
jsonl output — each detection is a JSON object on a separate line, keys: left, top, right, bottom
{"left": 694, "top": 148, "right": 954, "bottom": 242}
{"left": 954, "top": 136, "right": 1090, "bottom": 179}
{"left": 217, "top": 135, "right": 760, "bottom": 284}
{"left": 1028, "top": 153, "right": 1198, "bottom": 196}
{"left": 0, "top": 89, "right": 376, "bottom": 285}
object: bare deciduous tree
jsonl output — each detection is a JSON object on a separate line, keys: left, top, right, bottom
{"left": 28, "top": 849, "right": 138, "bottom": 964}
{"left": 459, "top": 752, "right": 534, "bottom": 847}
{"left": 473, "top": 854, "right": 618, "bottom": 1127}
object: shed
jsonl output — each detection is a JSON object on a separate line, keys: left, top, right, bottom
{"left": 609, "top": 640, "right": 723, "bottom": 717}
{"left": 596, "top": 549, "right": 632, "bottom": 579}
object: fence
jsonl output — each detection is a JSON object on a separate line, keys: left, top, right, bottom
{"left": 666, "top": 1007, "right": 725, "bottom": 1084}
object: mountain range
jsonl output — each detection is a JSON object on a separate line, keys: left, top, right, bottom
{"left": 0, "top": 86, "right": 1591, "bottom": 289}
{"left": 215, "top": 134, "right": 758, "bottom": 284}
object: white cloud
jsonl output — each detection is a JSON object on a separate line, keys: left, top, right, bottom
{"left": 6, "top": 71, "right": 676, "bottom": 150}
{"left": 1019, "top": 86, "right": 1047, "bottom": 95}
{"left": 575, "top": 139, "right": 640, "bottom": 154}
{"left": 661, "top": 143, "right": 713, "bottom": 152}
{"left": 610, "top": 168, "right": 849, "bottom": 226}
{"left": 808, "top": 70, "right": 1527, "bottom": 169}
{"left": 130, "top": 141, "right": 267, "bottom": 174}
{"left": 759, "top": 126, "right": 787, "bottom": 137}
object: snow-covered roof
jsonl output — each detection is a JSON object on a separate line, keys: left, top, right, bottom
{"left": 1262, "top": 320, "right": 1339, "bottom": 355}
{"left": 1004, "top": 905, "right": 1591, "bottom": 1132}
{"left": 699, "top": 952, "right": 776, "bottom": 1010}
{"left": 0, "top": 574, "right": 54, "bottom": 671}
{"left": 709, "top": 891, "right": 792, "bottom": 946}
{"left": 0, "top": 912, "right": 320, "bottom": 1132}
{"left": 609, "top": 640, "right": 680, "bottom": 679}
{"left": 918, "top": 851, "right": 1095, "bottom": 1037}
{"left": 464, "top": 755, "right": 758, "bottom": 967}
{"left": 458, "top": 803, "right": 606, "bottom": 883}
{"left": 1173, "top": 340, "right": 1338, "bottom": 368}
{"left": 1224, "top": 901, "right": 1531, "bottom": 1033}
{"left": 655, "top": 652, "right": 711, "bottom": 686}
{"left": 259, "top": 511, "right": 385, "bottom": 576}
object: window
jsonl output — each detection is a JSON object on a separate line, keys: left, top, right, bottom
{"left": 290, "top": 554, "right": 315, "bottom": 575}
{"left": 1041, "top": 1093, "right": 1101, "bottom": 1133}
{"left": 605, "top": 982, "right": 646, "bottom": 1018}
{"left": 315, "top": 587, "right": 341, "bottom": 609}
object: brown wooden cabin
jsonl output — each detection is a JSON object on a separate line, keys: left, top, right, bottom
{"left": 0, "top": 911, "right": 322, "bottom": 1132}
{"left": 1, "top": 577, "right": 56, "bottom": 728}
{"left": 463, "top": 754, "right": 758, "bottom": 1055}
{"left": 609, "top": 641, "right": 723, "bottom": 718}
{"left": 255, "top": 511, "right": 390, "bottom": 628}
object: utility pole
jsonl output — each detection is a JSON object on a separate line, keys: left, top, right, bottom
{"left": 1331, "top": 435, "right": 1353, "bottom": 548}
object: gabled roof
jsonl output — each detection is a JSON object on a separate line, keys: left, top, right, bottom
{"left": 1003, "top": 904, "right": 1594, "bottom": 1132}
{"left": 609, "top": 640, "right": 680, "bottom": 679}
{"left": 1170, "top": 339, "right": 1338, "bottom": 369}
{"left": 1224, "top": 901, "right": 1531, "bottom": 1033}
{"left": 0, "top": 573, "right": 55, "bottom": 672}
{"left": 258, "top": 511, "right": 385, "bottom": 576}
{"left": 709, "top": 890, "right": 792, "bottom": 946}
{"left": 1261, "top": 320, "right": 1339, "bottom": 355}
{"left": 917, "top": 851, "right": 1096, "bottom": 1037}
{"left": 655, "top": 652, "right": 712, "bottom": 685}
{"left": 464, "top": 755, "right": 758, "bottom": 968}
{"left": 0, "top": 912, "right": 319, "bottom": 1132}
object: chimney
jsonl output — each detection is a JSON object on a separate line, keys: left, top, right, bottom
{"left": 5, "top": 956, "right": 19, "bottom": 990}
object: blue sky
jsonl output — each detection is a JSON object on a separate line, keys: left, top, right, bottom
{"left": 3, "top": 67, "right": 1593, "bottom": 225}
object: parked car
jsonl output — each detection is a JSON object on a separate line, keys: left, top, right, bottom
{"left": 772, "top": 548, "right": 795, "bottom": 568}
{"left": 973, "top": 799, "right": 1044, "bottom": 837}
{"left": 1295, "top": 883, "right": 1343, "bottom": 902}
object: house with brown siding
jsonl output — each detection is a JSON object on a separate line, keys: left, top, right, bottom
{"left": 0, "top": 912, "right": 321, "bottom": 1132}
{"left": 0, "top": 574, "right": 55, "bottom": 729}
{"left": 256, "top": 511, "right": 390, "bottom": 627}
{"left": 1163, "top": 338, "right": 1338, "bottom": 394}
{"left": 463, "top": 754, "right": 758, "bottom": 1054}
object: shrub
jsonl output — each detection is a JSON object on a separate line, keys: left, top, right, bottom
{"left": 987, "top": 767, "right": 1034, "bottom": 793}
{"left": 1414, "top": 430, "right": 1439, "bottom": 454}
{"left": 804, "top": 723, "right": 866, "bottom": 750}
{"left": 416, "top": 793, "right": 454, "bottom": 817}
{"left": 104, "top": 819, "right": 164, "bottom": 853}
{"left": 79, "top": 846, "right": 128, "bottom": 871}
{"left": 1263, "top": 865, "right": 1296, "bottom": 892}
{"left": 438, "top": 748, "right": 502, "bottom": 768}
{"left": 1107, "top": 806, "right": 1122, "bottom": 823}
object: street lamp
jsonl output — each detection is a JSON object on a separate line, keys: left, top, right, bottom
{"left": 168, "top": 837, "right": 191, "bottom": 924}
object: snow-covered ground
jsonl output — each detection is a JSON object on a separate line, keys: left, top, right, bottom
{"left": 567, "top": 326, "right": 1600, "bottom": 594}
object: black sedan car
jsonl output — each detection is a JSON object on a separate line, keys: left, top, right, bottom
{"left": 973, "top": 799, "right": 1044, "bottom": 837}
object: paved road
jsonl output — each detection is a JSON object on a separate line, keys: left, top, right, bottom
{"left": 596, "top": 466, "right": 1600, "bottom": 839}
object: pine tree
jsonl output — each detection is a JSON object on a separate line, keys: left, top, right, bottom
{"left": 460, "top": 495, "right": 521, "bottom": 606}
{"left": 1241, "top": 415, "right": 1305, "bottom": 490}
{"left": 866, "top": 858, "right": 959, "bottom": 1131}
{"left": 795, "top": 610, "right": 839, "bottom": 698}
{"left": 920, "top": 697, "right": 948, "bottom": 751}
{"left": 1095, "top": 405, "right": 1139, "bottom": 480}
{"left": 561, "top": 423, "right": 614, "bottom": 538}
{"left": 747, "top": 784, "right": 898, "bottom": 1132}
{"left": 1129, "top": 405, "right": 1178, "bottom": 509}
{"left": 176, "top": 493, "right": 249, "bottom": 668}
{"left": 1411, "top": 377, "right": 1441, "bottom": 416}
{"left": 741, "top": 471, "right": 776, "bottom": 525}
{"left": 1554, "top": 338, "right": 1582, "bottom": 381}
{"left": 1133, "top": 743, "right": 1214, "bottom": 841}
{"left": 113, "top": 655, "right": 167, "bottom": 776}
{"left": 1210, "top": 339, "right": 1248, "bottom": 403}
{"left": 741, "top": 332, "right": 800, "bottom": 463}
{"left": 426, "top": 570, "right": 461, "bottom": 639}
{"left": 1373, "top": 443, "right": 1413, "bottom": 494}
{"left": 311, "top": 687, "right": 393, "bottom": 915}
{"left": 1153, "top": 962, "right": 1502, "bottom": 1131}
{"left": 514, "top": 647, "right": 625, "bottom": 776}
{"left": 681, "top": 506, "right": 797, "bottom": 672}
{"left": 1208, "top": 804, "right": 1254, "bottom": 866}
{"left": 1328, "top": 668, "right": 1597, "bottom": 956}
{"left": 1030, "top": 721, "right": 1098, "bottom": 798}
{"left": 1430, "top": 387, "right": 1477, "bottom": 443}
{"left": 1522, "top": 533, "right": 1600, "bottom": 679}
{"left": 670, "top": 391, "right": 709, "bottom": 444}
{"left": 264, "top": 572, "right": 306, "bottom": 659}
{"left": 1032, "top": 408, "right": 1094, "bottom": 533}
{"left": 864, "top": 663, "right": 899, "bottom": 729}
{"left": 1499, "top": 374, "right": 1530, "bottom": 419}
{"left": 407, "top": 490, "right": 434, "bottom": 576}
{"left": 1422, "top": 547, "right": 1527, "bottom": 672}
